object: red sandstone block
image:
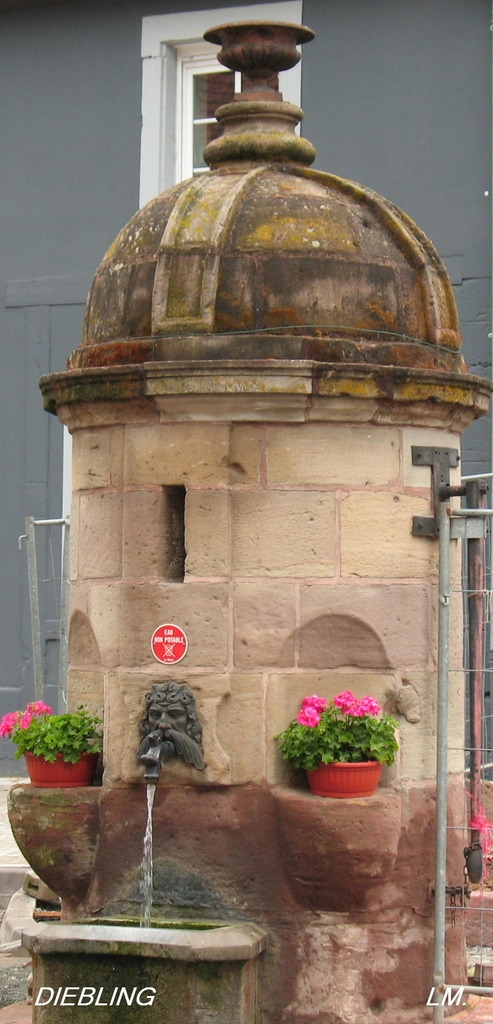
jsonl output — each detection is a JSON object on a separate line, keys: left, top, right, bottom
{"left": 0, "top": 1003, "right": 32, "bottom": 1024}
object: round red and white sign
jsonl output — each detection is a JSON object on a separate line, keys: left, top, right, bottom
{"left": 151, "top": 623, "right": 188, "bottom": 665}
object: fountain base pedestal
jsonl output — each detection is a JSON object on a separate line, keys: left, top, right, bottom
{"left": 22, "top": 920, "right": 267, "bottom": 1023}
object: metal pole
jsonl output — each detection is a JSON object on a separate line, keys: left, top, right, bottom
{"left": 466, "top": 481, "right": 487, "bottom": 843}
{"left": 24, "top": 516, "right": 44, "bottom": 701}
{"left": 432, "top": 499, "right": 451, "bottom": 1024}
{"left": 462, "top": 472, "right": 493, "bottom": 481}
{"left": 57, "top": 519, "right": 70, "bottom": 712}
{"left": 19, "top": 515, "right": 70, "bottom": 707}
{"left": 488, "top": 0, "right": 493, "bottom": 863}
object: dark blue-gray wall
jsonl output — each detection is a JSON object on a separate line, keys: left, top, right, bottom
{"left": 304, "top": 0, "right": 492, "bottom": 472}
{"left": 0, "top": 0, "right": 491, "bottom": 770}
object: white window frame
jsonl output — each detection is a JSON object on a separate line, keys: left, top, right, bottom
{"left": 140, "top": 2, "right": 304, "bottom": 206}
{"left": 176, "top": 43, "right": 240, "bottom": 180}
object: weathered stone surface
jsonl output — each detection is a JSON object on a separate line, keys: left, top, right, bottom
{"left": 78, "top": 492, "right": 123, "bottom": 579}
{"left": 394, "top": 673, "right": 437, "bottom": 781}
{"left": 105, "top": 669, "right": 232, "bottom": 784}
{"left": 8, "top": 785, "right": 100, "bottom": 905}
{"left": 59, "top": 395, "right": 468, "bottom": 1024}
{"left": 35, "top": 24, "right": 490, "bottom": 1023}
{"left": 68, "top": 609, "right": 100, "bottom": 666}
{"left": 401, "top": 425, "right": 461, "bottom": 487}
{"left": 266, "top": 672, "right": 397, "bottom": 785}
{"left": 228, "top": 425, "right": 262, "bottom": 484}
{"left": 72, "top": 426, "right": 124, "bottom": 490}
{"left": 148, "top": 365, "right": 312, "bottom": 397}
{"left": 122, "top": 488, "right": 176, "bottom": 579}
{"left": 69, "top": 493, "right": 79, "bottom": 582}
{"left": 41, "top": 110, "right": 489, "bottom": 357}
{"left": 299, "top": 583, "right": 431, "bottom": 669}
{"left": 123, "top": 423, "right": 260, "bottom": 487}
{"left": 340, "top": 492, "right": 437, "bottom": 578}
{"left": 85, "top": 782, "right": 462, "bottom": 1020}
{"left": 120, "top": 581, "right": 229, "bottom": 668}
{"left": 89, "top": 583, "right": 122, "bottom": 668}
{"left": 431, "top": 562, "right": 464, "bottom": 671}
{"left": 273, "top": 785, "right": 402, "bottom": 911}
{"left": 88, "top": 786, "right": 292, "bottom": 920}
{"left": 46, "top": 366, "right": 491, "bottom": 434}
{"left": 371, "top": 396, "right": 488, "bottom": 429}
{"left": 307, "top": 396, "right": 379, "bottom": 421}
{"left": 155, "top": 393, "right": 308, "bottom": 422}
{"left": 124, "top": 422, "right": 225, "bottom": 485}
{"left": 233, "top": 583, "right": 296, "bottom": 667}
{"left": 59, "top": 399, "right": 160, "bottom": 430}
{"left": 214, "top": 673, "right": 264, "bottom": 784}
{"left": 74, "top": 160, "right": 464, "bottom": 374}
{"left": 448, "top": 668, "right": 467, "bottom": 774}
{"left": 67, "top": 581, "right": 90, "bottom": 620}
{"left": 394, "top": 679, "right": 422, "bottom": 723}
{"left": 10, "top": 776, "right": 465, "bottom": 1024}
{"left": 298, "top": 611, "right": 391, "bottom": 669}
{"left": 66, "top": 669, "right": 104, "bottom": 721}
{"left": 396, "top": 671, "right": 464, "bottom": 779}
{"left": 231, "top": 491, "right": 336, "bottom": 577}
{"left": 266, "top": 423, "right": 399, "bottom": 486}
{"left": 280, "top": 914, "right": 439, "bottom": 1023}
{"left": 25, "top": 919, "right": 267, "bottom": 960}
{"left": 25, "top": 919, "right": 267, "bottom": 1024}
{"left": 185, "top": 490, "right": 230, "bottom": 577}
{"left": 105, "top": 669, "right": 263, "bottom": 785}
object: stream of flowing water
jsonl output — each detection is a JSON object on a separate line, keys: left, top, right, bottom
{"left": 139, "top": 783, "right": 156, "bottom": 927}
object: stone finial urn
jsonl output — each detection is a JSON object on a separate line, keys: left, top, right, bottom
{"left": 9, "top": 17, "right": 490, "bottom": 1024}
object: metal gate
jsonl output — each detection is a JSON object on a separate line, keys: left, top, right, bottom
{"left": 433, "top": 470, "right": 493, "bottom": 1023}
{"left": 18, "top": 516, "right": 69, "bottom": 712}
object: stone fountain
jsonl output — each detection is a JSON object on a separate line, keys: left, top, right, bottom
{"left": 8, "top": 18, "right": 491, "bottom": 1024}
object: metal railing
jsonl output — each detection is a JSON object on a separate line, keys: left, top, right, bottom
{"left": 18, "top": 516, "right": 70, "bottom": 711}
{"left": 433, "top": 477, "right": 493, "bottom": 1023}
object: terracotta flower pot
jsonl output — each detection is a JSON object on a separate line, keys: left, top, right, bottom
{"left": 25, "top": 752, "right": 99, "bottom": 788}
{"left": 306, "top": 760, "right": 382, "bottom": 798}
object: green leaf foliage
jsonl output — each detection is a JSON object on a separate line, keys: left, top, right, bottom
{"left": 277, "top": 698, "right": 398, "bottom": 771}
{"left": 12, "top": 705, "right": 103, "bottom": 763}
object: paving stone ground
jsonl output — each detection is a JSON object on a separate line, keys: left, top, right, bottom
{"left": 0, "top": 948, "right": 31, "bottom": 1015}
{"left": 0, "top": 778, "right": 31, "bottom": 1018}
{"left": 0, "top": 779, "right": 28, "bottom": 914}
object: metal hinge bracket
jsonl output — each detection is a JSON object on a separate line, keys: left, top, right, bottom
{"left": 411, "top": 446, "right": 460, "bottom": 538}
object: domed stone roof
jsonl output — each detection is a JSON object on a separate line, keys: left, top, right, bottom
{"left": 70, "top": 21, "right": 464, "bottom": 376}
{"left": 75, "top": 163, "right": 462, "bottom": 373}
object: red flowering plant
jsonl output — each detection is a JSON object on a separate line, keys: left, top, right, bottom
{"left": 276, "top": 691, "right": 399, "bottom": 771}
{"left": 0, "top": 701, "right": 102, "bottom": 763}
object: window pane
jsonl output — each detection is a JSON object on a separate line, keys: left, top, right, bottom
{"left": 193, "top": 71, "right": 235, "bottom": 120}
{"left": 193, "top": 122, "right": 224, "bottom": 171}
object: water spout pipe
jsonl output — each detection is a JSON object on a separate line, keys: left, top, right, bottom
{"left": 137, "top": 681, "right": 207, "bottom": 782}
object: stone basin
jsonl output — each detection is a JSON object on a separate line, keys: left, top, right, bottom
{"left": 22, "top": 919, "right": 268, "bottom": 1023}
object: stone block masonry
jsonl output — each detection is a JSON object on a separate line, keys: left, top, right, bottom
{"left": 66, "top": 410, "right": 459, "bottom": 789}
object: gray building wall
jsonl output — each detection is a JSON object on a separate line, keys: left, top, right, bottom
{"left": 0, "top": 0, "right": 490, "bottom": 770}
{"left": 304, "top": 0, "right": 492, "bottom": 474}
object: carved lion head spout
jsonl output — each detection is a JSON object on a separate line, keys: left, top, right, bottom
{"left": 137, "top": 681, "right": 206, "bottom": 782}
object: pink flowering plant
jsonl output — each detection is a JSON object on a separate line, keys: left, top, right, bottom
{"left": 0, "top": 701, "right": 102, "bottom": 763}
{"left": 277, "top": 691, "right": 398, "bottom": 770}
